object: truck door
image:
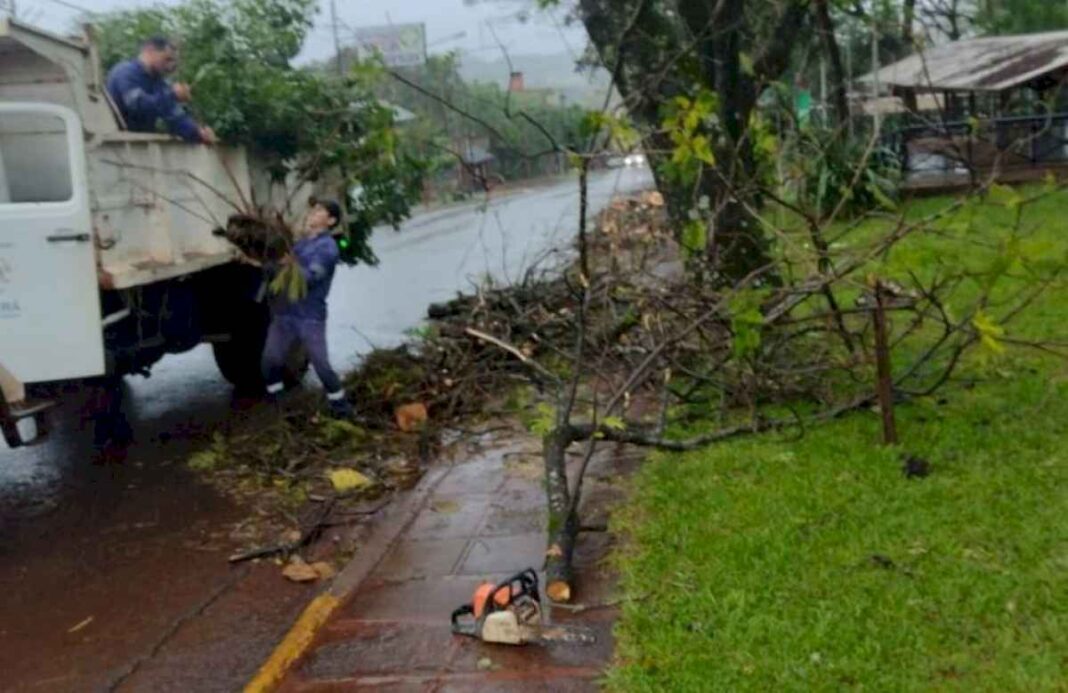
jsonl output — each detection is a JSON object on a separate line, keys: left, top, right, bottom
{"left": 0, "top": 103, "right": 104, "bottom": 383}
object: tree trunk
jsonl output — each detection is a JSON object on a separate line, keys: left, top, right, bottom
{"left": 902, "top": 0, "right": 917, "bottom": 48}
{"left": 900, "top": 0, "right": 919, "bottom": 113}
{"left": 543, "top": 426, "right": 578, "bottom": 602}
{"left": 577, "top": 159, "right": 590, "bottom": 279}
{"left": 577, "top": 0, "right": 789, "bottom": 282}
{"left": 814, "top": 0, "right": 851, "bottom": 125}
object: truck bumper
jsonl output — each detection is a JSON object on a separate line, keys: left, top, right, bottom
{"left": 1, "top": 363, "right": 52, "bottom": 448}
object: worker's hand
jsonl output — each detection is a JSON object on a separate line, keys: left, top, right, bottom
{"left": 199, "top": 126, "right": 218, "bottom": 145}
{"left": 172, "top": 82, "right": 193, "bottom": 102}
{"left": 236, "top": 252, "right": 263, "bottom": 268}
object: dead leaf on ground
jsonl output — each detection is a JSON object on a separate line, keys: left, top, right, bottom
{"left": 310, "top": 561, "right": 336, "bottom": 579}
{"left": 545, "top": 543, "right": 564, "bottom": 558}
{"left": 327, "top": 468, "right": 373, "bottom": 493}
{"left": 282, "top": 557, "right": 320, "bottom": 583}
{"left": 395, "top": 402, "right": 428, "bottom": 432}
{"left": 430, "top": 499, "right": 461, "bottom": 514}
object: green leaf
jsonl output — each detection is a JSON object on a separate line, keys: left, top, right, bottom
{"left": 739, "top": 52, "right": 755, "bottom": 77}
{"left": 731, "top": 308, "right": 764, "bottom": 359}
{"left": 602, "top": 416, "right": 626, "bottom": 431}
{"left": 681, "top": 220, "right": 707, "bottom": 258}
{"left": 987, "top": 183, "right": 1022, "bottom": 210}
{"left": 868, "top": 180, "right": 898, "bottom": 212}
{"left": 692, "top": 135, "right": 715, "bottom": 166}
{"left": 529, "top": 402, "right": 557, "bottom": 436}
{"left": 972, "top": 310, "right": 1006, "bottom": 354}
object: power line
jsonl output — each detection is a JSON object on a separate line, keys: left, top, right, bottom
{"left": 38, "top": 0, "right": 95, "bottom": 15}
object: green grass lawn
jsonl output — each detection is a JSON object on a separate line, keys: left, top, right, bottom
{"left": 608, "top": 190, "right": 1068, "bottom": 691}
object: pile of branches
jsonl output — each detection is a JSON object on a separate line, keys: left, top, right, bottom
{"left": 190, "top": 192, "right": 677, "bottom": 502}
{"left": 415, "top": 179, "right": 1068, "bottom": 602}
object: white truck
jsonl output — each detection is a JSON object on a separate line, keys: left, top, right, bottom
{"left": 0, "top": 19, "right": 306, "bottom": 447}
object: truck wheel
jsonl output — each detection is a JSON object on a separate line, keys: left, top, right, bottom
{"left": 212, "top": 332, "right": 309, "bottom": 393}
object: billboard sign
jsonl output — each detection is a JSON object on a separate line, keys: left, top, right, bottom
{"left": 353, "top": 23, "right": 427, "bottom": 68}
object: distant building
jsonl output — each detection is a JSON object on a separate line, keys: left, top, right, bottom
{"left": 861, "top": 30, "right": 1068, "bottom": 114}
{"left": 859, "top": 31, "right": 1068, "bottom": 191}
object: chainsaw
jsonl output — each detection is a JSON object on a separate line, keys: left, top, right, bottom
{"left": 450, "top": 568, "right": 595, "bottom": 646}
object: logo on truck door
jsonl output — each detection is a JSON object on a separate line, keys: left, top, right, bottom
{"left": 0, "top": 255, "right": 20, "bottom": 320}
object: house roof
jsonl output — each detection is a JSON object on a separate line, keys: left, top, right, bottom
{"left": 861, "top": 31, "right": 1068, "bottom": 93}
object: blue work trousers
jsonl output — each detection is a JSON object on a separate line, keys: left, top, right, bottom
{"left": 261, "top": 315, "right": 343, "bottom": 396}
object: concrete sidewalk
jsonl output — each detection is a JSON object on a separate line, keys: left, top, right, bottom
{"left": 269, "top": 434, "right": 629, "bottom": 692}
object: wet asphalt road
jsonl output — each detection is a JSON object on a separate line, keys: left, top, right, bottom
{"left": 0, "top": 168, "right": 652, "bottom": 692}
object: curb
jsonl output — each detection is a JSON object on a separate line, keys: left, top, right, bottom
{"left": 243, "top": 465, "right": 451, "bottom": 693}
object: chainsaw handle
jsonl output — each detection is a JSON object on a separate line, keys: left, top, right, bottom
{"left": 451, "top": 604, "right": 477, "bottom": 635}
{"left": 487, "top": 569, "right": 541, "bottom": 611}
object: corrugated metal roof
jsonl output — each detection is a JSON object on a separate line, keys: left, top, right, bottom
{"left": 856, "top": 93, "right": 944, "bottom": 116}
{"left": 861, "top": 31, "right": 1068, "bottom": 93}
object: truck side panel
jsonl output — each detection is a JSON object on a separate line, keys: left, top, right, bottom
{"left": 90, "top": 137, "right": 250, "bottom": 289}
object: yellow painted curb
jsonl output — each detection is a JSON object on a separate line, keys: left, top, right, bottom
{"left": 244, "top": 592, "right": 340, "bottom": 693}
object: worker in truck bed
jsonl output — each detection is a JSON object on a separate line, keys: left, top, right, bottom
{"left": 262, "top": 200, "right": 352, "bottom": 418}
{"left": 105, "top": 36, "right": 217, "bottom": 145}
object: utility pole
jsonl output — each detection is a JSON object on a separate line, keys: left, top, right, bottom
{"left": 330, "top": 0, "right": 343, "bottom": 76}
{"left": 871, "top": 16, "right": 882, "bottom": 135}
{"left": 844, "top": 29, "right": 855, "bottom": 139}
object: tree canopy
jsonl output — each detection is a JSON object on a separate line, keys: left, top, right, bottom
{"left": 92, "top": 0, "right": 424, "bottom": 265}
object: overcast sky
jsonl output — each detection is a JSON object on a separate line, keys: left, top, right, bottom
{"left": 26, "top": 0, "right": 588, "bottom": 63}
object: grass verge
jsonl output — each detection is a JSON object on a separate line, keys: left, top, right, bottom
{"left": 608, "top": 189, "right": 1068, "bottom": 691}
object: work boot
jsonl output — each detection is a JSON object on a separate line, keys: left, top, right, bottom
{"left": 327, "top": 392, "right": 353, "bottom": 419}
{"left": 263, "top": 381, "right": 287, "bottom": 407}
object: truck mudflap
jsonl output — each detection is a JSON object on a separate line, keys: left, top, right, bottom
{"left": 1, "top": 362, "right": 52, "bottom": 448}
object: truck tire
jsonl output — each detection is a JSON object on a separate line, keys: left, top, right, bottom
{"left": 212, "top": 315, "right": 309, "bottom": 393}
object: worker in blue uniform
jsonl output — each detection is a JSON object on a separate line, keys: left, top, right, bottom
{"left": 105, "top": 36, "right": 217, "bottom": 144}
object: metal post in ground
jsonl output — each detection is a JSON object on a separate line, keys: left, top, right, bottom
{"left": 872, "top": 281, "right": 897, "bottom": 446}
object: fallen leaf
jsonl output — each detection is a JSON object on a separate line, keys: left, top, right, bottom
{"left": 282, "top": 557, "right": 320, "bottom": 583}
{"left": 645, "top": 191, "right": 665, "bottom": 207}
{"left": 67, "top": 616, "right": 94, "bottom": 634}
{"left": 395, "top": 402, "right": 428, "bottom": 432}
{"left": 310, "top": 561, "right": 337, "bottom": 579}
{"left": 430, "top": 499, "right": 460, "bottom": 514}
{"left": 327, "top": 468, "right": 373, "bottom": 493}
{"left": 477, "top": 657, "right": 494, "bottom": 671}
{"left": 282, "top": 529, "right": 301, "bottom": 544}
{"left": 545, "top": 544, "right": 564, "bottom": 558}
